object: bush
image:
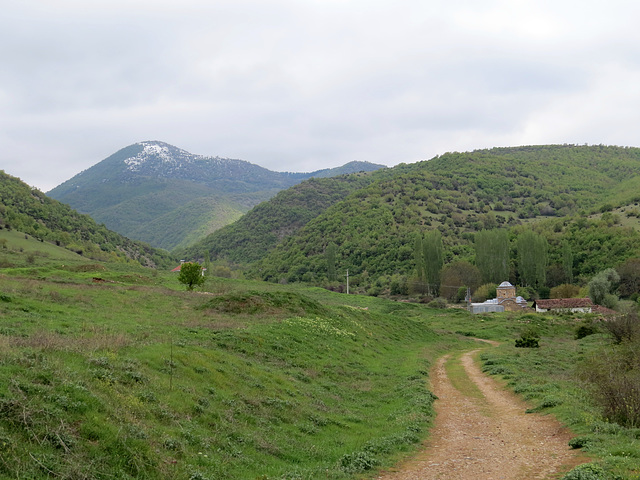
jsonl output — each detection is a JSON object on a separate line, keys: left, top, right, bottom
{"left": 515, "top": 336, "right": 539, "bottom": 348}
{"left": 568, "top": 436, "right": 598, "bottom": 450}
{"left": 472, "top": 283, "right": 497, "bottom": 302}
{"left": 580, "top": 335, "right": 640, "bottom": 427}
{"left": 602, "top": 293, "right": 618, "bottom": 310}
{"left": 551, "top": 283, "right": 581, "bottom": 299}
{"left": 515, "top": 328, "right": 540, "bottom": 348}
{"left": 561, "top": 463, "right": 606, "bottom": 480}
{"left": 602, "top": 311, "right": 639, "bottom": 344}
{"left": 427, "top": 297, "right": 447, "bottom": 309}
{"left": 575, "top": 320, "right": 600, "bottom": 339}
{"left": 516, "top": 286, "right": 537, "bottom": 301}
{"left": 339, "top": 451, "right": 378, "bottom": 473}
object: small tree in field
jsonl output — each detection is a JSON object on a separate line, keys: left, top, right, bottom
{"left": 178, "top": 262, "right": 205, "bottom": 291}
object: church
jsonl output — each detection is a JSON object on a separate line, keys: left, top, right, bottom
{"left": 469, "top": 281, "right": 529, "bottom": 314}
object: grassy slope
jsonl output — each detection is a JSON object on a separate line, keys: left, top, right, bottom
{"left": 0, "top": 171, "right": 175, "bottom": 269}
{"left": 0, "top": 238, "right": 638, "bottom": 479}
{"left": 0, "top": 247, "right": 472, "bottom": 480}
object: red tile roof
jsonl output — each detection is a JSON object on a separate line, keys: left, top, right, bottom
{"left": 534, "top": 298, "right": 593, "bottom": 309}
{"left": 591, "top": 305, "right": 618, "bottom": 316}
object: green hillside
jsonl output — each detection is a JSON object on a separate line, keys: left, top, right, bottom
{"left": 177, "top": 172, "right": 388, "bottom": 264}
{"left": 0, "top": 251, "right": 638, "bottom": 479}
{"left": 0, "top": 262, "right": 456, "bottom": 479}
{"left": 48, "top": 141, "right": 385, "bottom": 251}
{"left": 0, "top": 170, "right": 174, "bottom": 268}
{"left": 231, "top": 145, "right": 640, "bottom": 292}
{"left": 125, "top": 196, "right": 246, "bottom": 251}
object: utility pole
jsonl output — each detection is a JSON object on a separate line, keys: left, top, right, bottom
{"left": 346, "top": 269, "right": 349, "bottom": 295}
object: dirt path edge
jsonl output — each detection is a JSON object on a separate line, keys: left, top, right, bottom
{"left": 376, "top": 343, "right": 589, "bottom": 480}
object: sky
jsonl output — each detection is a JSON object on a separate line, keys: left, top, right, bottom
{"left": 2, "top": 0, "right": 640, "bottom": 192}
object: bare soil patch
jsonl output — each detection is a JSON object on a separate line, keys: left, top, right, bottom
{"left": 377, "top": 347, "right": 589, "bottom": 480}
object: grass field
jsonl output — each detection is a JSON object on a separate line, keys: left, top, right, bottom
{"left": 0, "top": 234, "right": 638, "bottom": 479}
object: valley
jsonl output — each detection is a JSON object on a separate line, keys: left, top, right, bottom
{"left": 1, "top": 144, "right": 639, "bottom": 479}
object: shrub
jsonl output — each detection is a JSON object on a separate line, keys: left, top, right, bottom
{"left": 427, "top": 297, "right": 447, "bottom": 309}
{"left": 561, "top": 463, "right": 606, "bottom": 480}
{"left": 575, "top": 320, "right": 599, "bottom": 339}
{"left": 568, "top": 436, "right": 598, "bottom": 449}
{"left": 472, "top": 283, "right": 497, "bottom": 302}
{"left": 551, "top": 283, "right": 581, "bottom": 299}
{"left": 580, "top": 337, "right": 640, "bottom": 427}
{"left": 515, "top": 327, "right": 540, "bottom": 348}
{"left": 602, "top": 311, "right": 639, "bottom": 344}
{"left": 339, "top": 451, "right": 378, "bottom": 473}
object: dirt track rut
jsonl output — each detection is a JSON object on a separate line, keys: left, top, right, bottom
{"left": 376, "top": 347, "right": 588, "bottom": 480}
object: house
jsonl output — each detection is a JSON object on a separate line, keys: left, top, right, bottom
{"left": 469, "top": 281, "right": 528, "bottom": 314}
{"left": 171, "top": 262, "right": 207, "bottom": 275}
{"left": 532, "top": 298, "right": 593, "bottom": 313}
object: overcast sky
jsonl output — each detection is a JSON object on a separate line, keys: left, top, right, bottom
{"left": 2, "top": 0, "right": 640, "bottom": 192}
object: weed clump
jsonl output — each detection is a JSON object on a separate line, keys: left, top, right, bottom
{"left": 515, "top": 327, "right": 540, "bottom": 348}
{"left": 561, "top": 463, "right": 607, "bottom": 480}
{"left": 339, "top": 451, "right": 378, "bottom": 473}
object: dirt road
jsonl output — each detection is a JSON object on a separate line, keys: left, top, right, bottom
{"left": 377, "top": 347, "right": 588, "bottom": 480}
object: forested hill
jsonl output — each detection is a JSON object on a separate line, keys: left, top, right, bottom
{"left": 225, "top": 145, "right": 640, "bottom": 291}
{"left": 0, "top": 171, "right": 173, "bottom": 268}
{"left": 175, "top": 170, "right": 393, "bottom": 263}
{"left": 47, "top": 141, "right": 385, "bottom": 250}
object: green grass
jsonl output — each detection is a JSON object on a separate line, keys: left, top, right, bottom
{"left": 444, "top": 352, "right": 485, "bottom": 402}
{"left": 0, "top": 262, "right": 470, "bottom": 479}
{"left": 1, "top": 243, "right": 639, "bottom": 479}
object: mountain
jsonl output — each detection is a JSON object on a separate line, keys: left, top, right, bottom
{"left": 0, "top": 170, "right": 174, "bottom": 268}
{"left": 185, "top": 145, "right": 640, "bottom": 292}
{"left": 47, "top": 141, "right": 385, "bottom": 250}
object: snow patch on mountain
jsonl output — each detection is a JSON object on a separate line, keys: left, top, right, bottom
{"left": 124, "top": 141, "right": 193, "bottom": 171}
{"left": 123, "top": 141, "right": 237, "bottom": 173}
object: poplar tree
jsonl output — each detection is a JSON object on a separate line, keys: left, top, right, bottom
{"left": 517, "top": 230, "right": 548, "bottom": 289}
{"left": 414, "top": 234, "right": 425, "bottom": 283}
{"left": 474, "top": 229, "right": 509, "bottom": 283}
{"left": 326, "top": 242, "right": 337, "bottom": 282}
{"left": 423, "top": 229, "right": 443, "bottom": 296}
{"left": 562, "top": 240, "right": 573, "bottom": 284}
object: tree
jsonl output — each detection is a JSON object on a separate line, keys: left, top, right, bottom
{"left": 178, "top": 262, "right": 206, "bottom": 291}
{"left": 474, "top": 229, "right": 509, "bottom": 284}
{"left": 423, "top": 230, "right": 443, "bottom": 296}
{"left": 550, "top": 283, "right": 580, "bottom": 299}
{"left": 588, "top": 268, "right": 620, "bottom": 305}
{"left": 414, "top": 234, "right": 425, "bottom": 284}
{"left": 203, "top": 250, "right": 211, "bottom": 277}
{"left": 326, "top": 242, "right": 337, "bottom": 282}
{"left": 617, "top": 257, "right": 640, "bottom": 298}
{"left": 440, "top": 261, "right": 482, "bottom": 302}
{"left": 517, "top": 230, "right": 548, "bottom": 289}
{"left": 562, "top": 240, "right": 574, "bottom": 284}
{"left": 472, "top": 283, "right": 497, "bottom": 302}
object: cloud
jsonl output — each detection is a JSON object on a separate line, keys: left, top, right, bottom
{"left": 2, "top": 0, "right": 640, "bottom": 191}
